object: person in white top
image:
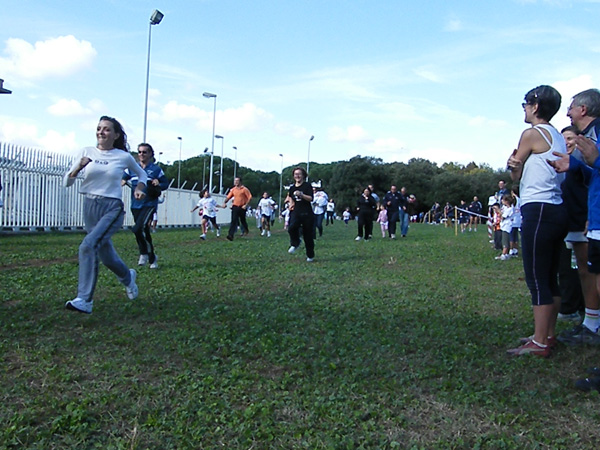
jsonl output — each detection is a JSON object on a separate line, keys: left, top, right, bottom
{"left": 191, "top": 189, "right": 221, "bottom": 239}
{"left": 257, "top": 192, "right": 276, "bottom": 237}
{"left": 63, "top": 116, "right": 147, "bottom": 314}
{"left": 506, "top": 85, "right": 568, "bottom": 357}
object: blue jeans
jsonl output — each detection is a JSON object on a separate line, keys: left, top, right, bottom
{"left": 400, "top": 209, "right": 409, "bottom": 236}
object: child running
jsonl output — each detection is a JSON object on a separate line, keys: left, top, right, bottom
{"left": 191, "top": 189, "right": 221, "bottom": 239}
{"left": 377, "top": 204, "right": 388, "bottom": 238}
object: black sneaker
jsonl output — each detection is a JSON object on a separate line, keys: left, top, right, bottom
{"left": 574, "top": 376, "right": 600, "bottom": 392}
{"left": 558, "top": 324, "right": 600, "bottom": 346}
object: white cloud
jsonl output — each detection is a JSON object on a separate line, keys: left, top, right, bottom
{"left": 0, "top": 35, "right": 97, "bottom": 81}
{"left": 468, "top": 116, "right": 509, "bottom": 128}
{"left": 0, "top": 119, "right": 79, "bottom": 153}
{"left": 160, "top": 101, "right": 273, "bottom": 133}
{"left": 274, "top": 122, "right": 308, "bottom": 139}
{"left": 328, "top": 125, "right": 370, "bottom": 143}
{"left": 47, "top": 99, "right": 90, "bottom": 116}
{"left": 444, "top": 17, "right": 463, "bottom": 32}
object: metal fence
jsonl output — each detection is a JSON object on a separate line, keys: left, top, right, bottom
{"left": 0, "top": 142, "right": 228, "bottom": 232}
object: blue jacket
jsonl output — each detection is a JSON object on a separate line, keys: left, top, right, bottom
{"left": 569, "top": 118, "right": 600, "bottom": 231}
{"left": 122, "top": 162, "right": 169, "bottom": 209}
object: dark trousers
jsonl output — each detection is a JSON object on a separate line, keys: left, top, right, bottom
{"left": 288, "top": 212, "right": 315, "bottom": 258}
{"left": 326, "top": 211, "right": 334, "bottom": 225}
{"left": 132, "top": 206, "right": 156, "bottom": 263}
{"left": 228, "top": 206, "right": 249, "bottom": 239}
{"left": 558, "top": 244, "right": 585, "bottom": 314}
{"left": 521, "top": 202, "right": 568, "bottom": 306}
{"left": 357, "top": 212, "right": 373, "bottom": 239}
{"left": 388, "top": 210, "right": 399, "bottom": 236}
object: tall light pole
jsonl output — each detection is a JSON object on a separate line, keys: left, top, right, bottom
{"left": 307, "top": 135, "right": 314, "bottom": 181}
{"left": 143, "top": 9, "right": 164, "bottom": 142}
{"left": 232, "top": 146, "right": 238, "bottom": 183}
{"left": 202, "top": 147, "right": 209, "bottom": 189}
{"left": 203, "top": 92, "right": 217, "bottom": 193}
{"left": 215, "top": 135, "right": 224, "bottom": 194}
{"left": 279, "top": 153, "right": 284, "bottom": 213}
{"left": 177, "top": 136, "right": 183, "bottom": 188}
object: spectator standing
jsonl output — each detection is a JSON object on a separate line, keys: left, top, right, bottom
{"left": 507, "top": 85, "right": 567, "bottom": 357}
{"left": 553, "top": 89, "right": 600, "bottom": 345}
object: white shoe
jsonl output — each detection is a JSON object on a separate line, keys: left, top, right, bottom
{"left": 149, "top": 255, "right": 158, "bottom": 269}
{"left": 306, "top": 257, "right": 314, "bottom": 262}
{"left": 288, "top": 246, "right": 298, "bottom": 254}
{"left": 267, "top": 231, "right": 271, "bottom": 237}
{"left": 216, "top": 229, "right": 221, "bottom": 237}
{"left": 65, "top": 298, "right": 93, "bottom": 314}
{"left": 200, "top": 234, "right": 206, "bottom": 240}
{"left": 126, "top": 269, "right": 138, "bottom": 299}
{"left": 391, "top": 234, "right": 396, "bottom": 239}
{"left": 138, "top": 254, "right": 149, "bottom": 266}
{"left": 261, "top": 230, "right": 266, "bottom": 236}
{"left": 355, "top": 236, "right": 362, "bottom": 241}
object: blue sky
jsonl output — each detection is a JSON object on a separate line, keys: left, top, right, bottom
{"left": 1, "top": 0, "right": 600, "bottom": 175}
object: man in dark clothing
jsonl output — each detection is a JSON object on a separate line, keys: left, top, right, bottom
{"left": 383, "top": 185, "right": 405, "bottom": 239}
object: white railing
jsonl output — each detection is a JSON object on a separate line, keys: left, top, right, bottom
{"left": 0, "top": 142, "right": 228, "bottom": 232}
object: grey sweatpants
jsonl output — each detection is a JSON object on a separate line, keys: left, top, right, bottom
{"left": 77, "top": 196, "right": 132, "bottom": 302}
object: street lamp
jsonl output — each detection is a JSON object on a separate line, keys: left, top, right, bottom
{"left": 142, "top": 9, "right": 164, "bottom": 142}
{"left": 307, "top": 135, "right": 314, "bottom": 181}
{"left": 215, "top": 135, "right": 224, "bottom": 194}
{"left": 279, "top": 153, "right": 284, "bottom": 214}
{"left": 0, "top": 79, "right": 11, "bottom": 95}
{"left": 232, "top": 146, "right": 238, "bottom": 182}
{"left": 177, "top": 137, "right": 183, "bottom": 188}
{"left": 203, "top": 92, "right": 217, "bottom": 193}
{"left": 202, "top": 147, "right": 209, "bottom": 189}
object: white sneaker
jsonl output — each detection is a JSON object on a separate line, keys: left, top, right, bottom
{"left": 138, "top": 254, "right": 149, "bottom": 266}
{"left": 216, "top": 229, "right": 221, "bottom": 237}
{"left": 355, "top": 236, "right": 362, "bottom": 241}
{"left": 65, "top": 298, "right": 93, "bottom": 314}
{"left": 200, "top": 234, "right": 206, "bottom": 240}
{"left": 126, "top": 269, "right": 138, "bottom": 299}
{"left": 267, "top": 231, "right": 271, "bottom": 237}
{"left": 306, "top": 257, "right": 314, "bottom": 262}
{"left": 149, "top": 255, "right": 158, "bottom": 269}
{"left": 288, "top": 246, "right": 298, "bottom": 254}
{"left": 261, "top": 230, "right": 266, "bottom": 236}
{"left": 391, "top": 234, "right": 396, "bottom": 239}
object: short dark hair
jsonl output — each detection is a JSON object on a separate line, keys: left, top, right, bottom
{"left": 138, "top": 143, "right": 154, "bottom": 156}
{"left": 561, "top": 125, "right": 580, "bottom": 134}
{"left": 524, "top": 85, "right": 561, "bottom": 122}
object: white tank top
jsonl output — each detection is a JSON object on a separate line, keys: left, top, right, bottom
{"left": 519, "top": 124, "right": 565, "bottom": 206}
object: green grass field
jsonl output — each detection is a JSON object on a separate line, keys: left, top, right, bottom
{"left": 1, "top": 221, "right": 599, "bottom": 449}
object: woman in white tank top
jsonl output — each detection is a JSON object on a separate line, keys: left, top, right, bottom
{"left": 506, "top": 85, "right": 568, "bottom": 357}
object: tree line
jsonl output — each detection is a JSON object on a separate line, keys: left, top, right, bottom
{"left": 159, "top": 154, "right": 511, "bottom": 215}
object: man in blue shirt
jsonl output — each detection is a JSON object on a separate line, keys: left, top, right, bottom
{"left": 122, "top": 143, "right": 169, "bottom": 269}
